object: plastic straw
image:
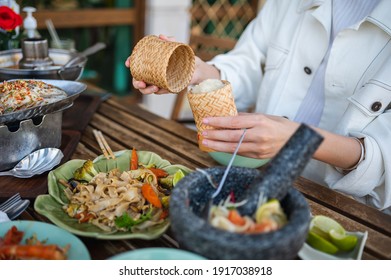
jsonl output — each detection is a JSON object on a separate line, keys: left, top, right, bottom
{"left": 45, "top": 19, "right": 62, "bottom": 48}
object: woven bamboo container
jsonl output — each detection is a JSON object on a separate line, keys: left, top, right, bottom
{"left": 129, "top": 35, "right": 195, "bottom": 93}
{"left": 187, "top": 80, "right": 238, "bottom": 152}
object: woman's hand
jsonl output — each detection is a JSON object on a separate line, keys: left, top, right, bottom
{"left": 125, "top": 35, "right": 221, "bottom": 94}
{"left": 201, "top": 113, "right": 299, "bottom": 159}
{"left": 124, "top": 35, "right": 173, "bottom": 94}
{"left": 202, "top": 113, "right": 363, "bottom": 170}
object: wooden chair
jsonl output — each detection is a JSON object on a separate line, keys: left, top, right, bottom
{"left": 171, "top": 0, "right": 261, "bottom": 122}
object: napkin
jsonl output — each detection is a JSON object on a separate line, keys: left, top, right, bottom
{"left": 0, "top": 211, "right": 10, "bottom": 223}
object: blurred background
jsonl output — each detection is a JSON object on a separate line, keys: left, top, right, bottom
{"left": 6, "top": 0, "right": 265, "bottom": 118}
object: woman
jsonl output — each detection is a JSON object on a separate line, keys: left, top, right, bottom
{"left": 126, "top": 0, "right": 391, "bottom": 214}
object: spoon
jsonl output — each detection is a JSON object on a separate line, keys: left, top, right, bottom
{"left": 0, "top": 148, "right": 64, "bottom": 178}
{"left": 62, "top": 42, "right": 107, "bottom": 69}
{"left": 201, "top": 128, "right": 247, "bottom": 219}
{"left": 212, "top": 128, "right": 247, "bottom": 199}
{"left": 33, "top": 42, "right": 106, "bottom": 70}
{"left": 45, "top": 19, "right": 62, "bottom": 49}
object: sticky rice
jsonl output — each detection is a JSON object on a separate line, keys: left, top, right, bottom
{"left": 187, "top": 79, "right": 238, "bottom": 152}
{"left": 190, "top": 79, "right": 225, "bottom": 94}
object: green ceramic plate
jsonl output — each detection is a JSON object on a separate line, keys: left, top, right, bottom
{"left": 34, "top": 150, "right": 192, "bottom": 240}
{"left": 0, "top": 220, "right": 91, "bottom": 260}
{"left": 208, "top": 152, "right": 269, "bottom": 168}
{"left": 108, "top": 247, "right": 206, "bottom": 260}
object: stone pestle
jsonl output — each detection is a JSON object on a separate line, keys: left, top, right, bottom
{"left": 238, "top": 124, "right": 324, "bottom": 216}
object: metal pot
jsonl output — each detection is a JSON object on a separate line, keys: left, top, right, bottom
{"left": 0, "top": 48, "right": 86, "bottom": 81}
{"left": 0, "top": 111, "right": 63, "bottom": 171}
{"left": 0, "top": 79, "right": 87, "bottom": 171}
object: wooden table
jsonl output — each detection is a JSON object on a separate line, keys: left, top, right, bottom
{"left": 10, "top": 95, "right": 391, "bottom": 260}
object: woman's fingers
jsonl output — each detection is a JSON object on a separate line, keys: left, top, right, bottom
{"left": 201, "top": 114, "right": 299, "bottom": 158}
{"left": 125, "top": 56, "right": 131, "bottom": 67}
{"left": 132, "top": 79, "right": 171, "bottom": 95}
{"left": 132, "top": 79, "right": 157, "bottom": 94}
{"left": 203, "top": 114, "right": 265, "bottom": 129}
{"left": 159, "top": 34, "right": 176, "bottom": 42}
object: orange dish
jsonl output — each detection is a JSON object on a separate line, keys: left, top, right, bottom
{"left": 0, "top": 226, "right": 69, "bottom": 260}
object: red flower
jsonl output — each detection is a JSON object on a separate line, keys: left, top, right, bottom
{"left": 0, "top": 6, "right": 22, "bottom": 31}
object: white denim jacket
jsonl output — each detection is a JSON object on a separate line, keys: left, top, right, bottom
{"left": 210, "top": 0, "right": 391, "bottom": 213}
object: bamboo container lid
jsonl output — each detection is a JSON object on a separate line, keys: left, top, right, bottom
{"left": 129, "top": 35, "right": 195, "bottom": 93}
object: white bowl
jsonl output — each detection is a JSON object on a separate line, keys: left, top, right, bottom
{"left": 298, "top": 231, "right": 368, "bottom": 260}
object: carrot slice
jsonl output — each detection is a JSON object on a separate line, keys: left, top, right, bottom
{"left": 246, "top": 219, "right": 278, "bottom": 234}
{"left": 130, "top": 147, "right": 138, "bottom": 170}
{"left": 74, "top": 211, "right": 96, "bottom": 223}
{"left": 149, "top": 168, "right": 169, "bottom": 178}
{"left": 141, "top": 183, "right": 162, "bottom": 208}
{"left": 227, "top": 209, "right": 246, "bottom": 226}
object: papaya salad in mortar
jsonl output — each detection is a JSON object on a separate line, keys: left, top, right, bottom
{"left": 58, "top": 148, "right": 185, "bottom": 233}
{"left": 209, "top": 193, "right": 288, "bottom": 234}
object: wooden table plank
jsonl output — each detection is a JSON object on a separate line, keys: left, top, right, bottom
{"left": 105, "top": 100, "right": 198, "bottom": 144}
{"left": 91, "top": 106, "right": 215, "bottom": 168}
{"left": 296, "top": 177, "right": 391, "bottom": 237}
{"left": 9, "top": 95, "right": 390, "bottom": 261}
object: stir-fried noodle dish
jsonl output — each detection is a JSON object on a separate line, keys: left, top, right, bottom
{"left": 59, "top": 150, "right": 181, "bottom": 233}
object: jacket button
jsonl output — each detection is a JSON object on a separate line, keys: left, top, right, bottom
{"left": 304, "top": 67, "right": 312, "bottom": 75}
{"left": 371, "top": 102, "right": 382, "bottom": 112}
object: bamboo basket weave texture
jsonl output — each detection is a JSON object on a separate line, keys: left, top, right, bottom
{"left": 129, "top": 35, "right": 195, "bottom": 93}
{"left": 187, "top": 80, "right": 238, "bottom": 152}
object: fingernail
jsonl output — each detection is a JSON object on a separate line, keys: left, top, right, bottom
{"left": 203, "top": 118, "right": 209, "bottom": 124}
{"left": 202, "top": 131, "right": 208, "bottom": 136}
{"left": 202, "top": 139, "right": 208, "bottom": 146}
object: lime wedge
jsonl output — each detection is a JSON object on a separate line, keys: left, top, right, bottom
{"left": 255, "top": 199, "right": 287, "bottom": 227}
{"left": 329, "top": 229, "right": 358, "bottom": 251}
{"left": 307, "top": 231, "right": 339, "bottom": 254}
{"left": 309, "top": 215, "right": 346, "bottom": 240}
{"left": 173, "top": 170, "right": 185, "bottom": 186}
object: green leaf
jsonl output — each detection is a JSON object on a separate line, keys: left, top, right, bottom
{"left": 115, "top": 207, "right": 153, "bottom": 230}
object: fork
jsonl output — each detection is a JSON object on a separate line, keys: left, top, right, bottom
{"left": 0, "top": 193, "right": 21, "bottom": 213}
{"left": 7, "top": 199, "right": 30, "bottom": 220}
{"left": 0, "top": 193, "right": 30, "bottom": 220}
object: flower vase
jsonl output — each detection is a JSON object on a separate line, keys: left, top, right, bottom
{"left": 0, "top": 38, "right": 20, "bottom": 51}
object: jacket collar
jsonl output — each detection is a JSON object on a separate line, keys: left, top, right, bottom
{"left": 298, "top": 0, "right": 391, "bottom": 37}
{"left": 298, "top": 0, "right": 326, "bottom": 13}
{"left": 298, "top": 0, "right": 331, "bottom": 39}
{"left": 367, "top": 0, "right": 391, "bottom": 37}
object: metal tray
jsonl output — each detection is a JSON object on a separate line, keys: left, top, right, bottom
{"left": 0, "top": 79, "right": 87, "bottom": 124}
{"left": 0, "top": 48, "right": 86, "bottom": 81}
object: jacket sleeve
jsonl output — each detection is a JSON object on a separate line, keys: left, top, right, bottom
{"left": 207, "top": 0, "right": 278, "bottom": 111}
{"left": 323, "top": 63, "right": 391, "bottom": 212}
{"left": 324, "top": 129, "right": 389, "bottom": 211}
